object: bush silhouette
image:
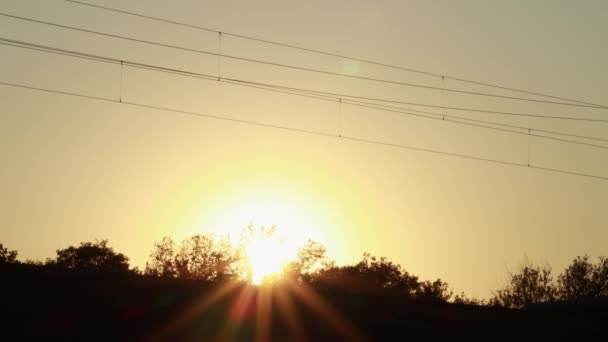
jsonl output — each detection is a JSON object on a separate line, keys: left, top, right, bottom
{"left": 175, "top": 234, "right": 239, "bottom": 281}
{"left": 492, "top": 261, "right": 556, "bottom": 308}
{"left": 558, "top": 255, "right": 608, "bottom": 301}
{"left": 51, "top": 240, "right": 131, "bottom": 274}
{"left": 146, "top": 234, "right": 240, "bottom": 281}
{"left": 145, "top": 236, "right": 178, "bottom": 277}
{"left": 0, "top": 243, "right": 18, "bottom": 265}
{"left": 416, "top": 279, "right": 453, "bottom": 302}
{"left": 4, "top": 234, "right": 607, "bottom": 311}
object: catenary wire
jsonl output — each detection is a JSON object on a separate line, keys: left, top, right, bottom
{"left": 63, "top": 0, "right": 608, "bottom": 109}
{"left": 1, "top": 11, "right": 607, "bottom": 110}
{"left": 2, "top": 37, "right": 608, "bottom": 149}
{"left": 1, "top": 80, "right": 607, "bottom": 181}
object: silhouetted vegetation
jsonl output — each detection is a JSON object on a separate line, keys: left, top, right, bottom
{"left": 1, "top": 235, "right": 607, "bottom": 339}
{"left": 491, "top": 255, "right": 608, "bottom": 308}
{"left": 49, "top": 240, "right": 132, "bottom": 274}
{"left": 492, "top": 262, "right": 556, "bottom": 308}
{"left": 145, "top": 235, "right": 239, "bottom": 280}
{"left": 0, "top": 243, "right": 18, "bottom": 265}
{"left": 557, "top": 255, "right": 608, "bottom": 301}
{"left": 2, "top": 235, "right": 607, "bottom": 307}
{"left": 141, "top": 232, "right": 453, "bottom": 302}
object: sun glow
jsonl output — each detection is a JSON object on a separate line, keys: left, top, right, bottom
{"left": 244, "top": 228, "right": 292, "bottom": 285}
{"left": 200, "top": 186, "right": 335, "bottom": 284}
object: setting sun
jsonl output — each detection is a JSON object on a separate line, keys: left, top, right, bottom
{"left": 2, "top": 0, "right": 608, "bottom": 340}
{"left": 196, "top": 183, "right": 339, "bottom": 283}
{"left": 245, "top": 229, "right": 289, "bottom": 284}
{"left": 205, "top": 183, "right": 331, "bottom": 249}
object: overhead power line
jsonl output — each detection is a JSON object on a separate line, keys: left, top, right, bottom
{"left": 1, "top": 11, "right": 607, "bottom": 111}
{"left": 63, "top": 0, "right": 608, "bottom": 109}
{"left": 220, "top": 78, "right": 608, "bottom": 123}
{"left": 1, "top": 80, "right": 606, "bottom": 182}
{"left": 210, "top": 73, "right": 608, "bottom": 143}
{"left": 2, "top": 37, "right": 608, "bottom": 150}
{"left": 221, "top": 79, "right": 608, "bottom": 149}
{"left": 0, "top": 31, "right": 605, "bottom": 125}
{"left": 335, "top": 99, "right": 608, "bottom": 143}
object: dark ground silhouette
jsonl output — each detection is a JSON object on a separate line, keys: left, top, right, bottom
{"left": 1, "top": 239, "right": 607, "bottom": 340}
{"left": 2, "top": 268, "right": 607, "bottom": 340}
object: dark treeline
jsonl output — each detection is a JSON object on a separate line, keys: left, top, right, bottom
{"left": 2, "top": 233, "right": 608, "bottom": 340}
{"left": 2, "top": 230, "right": 607, "bottom": 307}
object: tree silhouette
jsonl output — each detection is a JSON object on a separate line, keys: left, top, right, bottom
{"left": 175, "top": 234, "right": 239, "bottom": 281}
{"left": 453, "top": 292, "right": 484, "bottom": 305}
{"left": 0, "top": 243, "right": 18, "bottom": 265}
{"left": 353, "top": 253, "right": 412, "bottom": 293}
{"left": 296, "top": 239, "right": 330, "bottom": 274}
{"left": 235, "top": 225, "right": 281, "bottom": 282}
{"left": 416, "top": 279, "right": 453, "bottom": 302}
{"left": 312, "top": 253, "right": 430, "bottom": 299}
{"left": 557, "top": 255, "right": 608, "bottom": 301}
{"left": 52, "top": 240, "right": 130, "bottom": 274}
{"left": 146, "top": 234, "right": 240, "bottom": 280}
{"left": 145, "top": 237, "right": 178, "bottom": 277}
{"left": 284, "top": 239, "right": 332, "bottom": 282}
{"left": 493, "top": 261, "right": 556, "bottom": 308}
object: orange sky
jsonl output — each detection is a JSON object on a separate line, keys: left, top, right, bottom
{"left": 1, "top": 0, "right": 608, "bottom": 298}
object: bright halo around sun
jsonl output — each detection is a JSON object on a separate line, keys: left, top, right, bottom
{"left": 203, "top": 187, "right": 333, "bottom": 284}
{"left": 243, "top": 227, "right": 292, "bottom": 285}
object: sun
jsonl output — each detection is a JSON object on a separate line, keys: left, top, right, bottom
{"left": 201, "top": 187, "right": 335, "bottom": 284}
{"left": 246, "top": 233, "right": 286, "bottom": 284}
{"left": 242, "top": 226, "right": 293, "bottom": 285}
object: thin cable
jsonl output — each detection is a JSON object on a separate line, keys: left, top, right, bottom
{"left": 527, "top": 129, "right": 532, "bottom": 167}
{"left": 109, "top": 65, "right": 608, "bottom": 148}
{"left": 220, "top": 78, "right": 338, "bottom": 103}
{"left": 0, "top": 81, "right": 335, "bottom": 137}
{"left": 339, "top": 98, "right": 608, "bottom": 143}
{"left": 3, "top": 38, "right": 608, "bottom": 147}
{"left": 2, "top": 11, "right": 606, "bottom": 110}
{"left": 0, "top": 39, "right": 122, "bottom": 64}
{"left": 217, "top": 31, "right": 222, "bottom": 81}
{"left": 441, "top": 76, "right": 445, "bottom": 120}
{"left": 339, "top": 97, "right": 343, "bottom": 137}
{"left": 236, "top": 81, "right": 608, "bottom": 148}
{"left": 119, "top": 60, "right": 123, "bottom": 102}
{"left": 2, "top": 80, "right": 606, "bottom": 181}
{"left": 227, "top": 78, "right": 608, "bottom": 122}
{"left": 235, "top": 79, "right": 608, "bottom": 149}
{"left": 336, "top": 100, "right": 608, "bottom": 149}
{"left": 64, "top": 0, "right": 608, "bottom": 109}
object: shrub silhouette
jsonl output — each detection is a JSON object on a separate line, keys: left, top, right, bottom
{"left": 175, "top": 234, "right": 239, "bottom": 281}
{"left": 145, "top": 236, "right": 178, "bottom": 277}
{"left": 492, "top": 255, "right": 608, "bottom": 308}
{"left": 0, "top": 243, "right": 18, "bottom": 265}
{"left": 453, "top": 292, "right": 485, "bottom": 305}
{"left": 416, "top": 279, "right": 453, "bottom": 302}
{"left": 557, "top": 255, "right": 608, "bottom": 301}
{"left": 4, "top": 234, "right": 607, "bottom": 310}
{"left": 146, "top": 234, "right": 240, "bottom": 280}
{"left": 309, "top": 252, "right": 451, "bottom": 302}
{"left": 143, "top": 233, "right": 454, "bottom": 302}
{"left": 284, "top": 239, "right": 333, "bottom": 282}
{"left": 50, "top": 240, "right": 131, "bottom": 274}
{"left": 492, "top": 261, "right": 556, "bottom": 308}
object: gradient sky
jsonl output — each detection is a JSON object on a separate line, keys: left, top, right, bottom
{"left": 1, "top": 0, "right": 607, "bottom": 298}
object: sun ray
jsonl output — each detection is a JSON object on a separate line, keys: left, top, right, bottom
{"left": 240, "top": 225, "right": 293, "bottom": 285}
{"left": 212, "top": 284, "right": 257, "bottom": 341}
{"left": 285, "top": 278, "right": 367, "bottom": 342}
{"left": 275, "top": 284, "right": 308, "bottom": 341}
{"left": 255, "top": 285, "right": 273, "bottom": 342}
{"left": 147, "top": 281, "right": 240, "bottom": 342}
